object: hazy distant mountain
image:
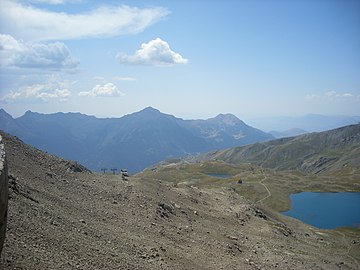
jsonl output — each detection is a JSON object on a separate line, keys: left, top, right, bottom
{"left": 247, "top": 114, "right": 360, "bottom": 132}
{"left": 269, "top": 128, "right": 308, "bottom": 138}
{"left": 0, "top": 109, "right": 25, "bottom": 135}
{"left": 179, "top": 113, "right": 273, "bottom": 148}
{"left": 0, "top": 107, "right": 273, "bottom": 172}
{"left": 204, "top": 124, "right": 360, "bottom": 174}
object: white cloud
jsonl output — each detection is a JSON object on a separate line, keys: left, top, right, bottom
{"left": 37, "top": 89, "right": 71, "bottom": 99}
{"left": 307, "top": 91, "right": 356, "bottom": 101}
{"left": 117, "top": 38, "right": 188, "bottom": 66}
{"left": 325, "top": 90, "right": 337, "bottom": 97}
{"left": 1, "top": 81, "right": 72, "bottom": 102}
{"left": 78, "top": 83, "right": 124, "bottom": 97}
{"left": 0, "top": 34, "right": 79, "bottom": 69}
{"left": 0, "top": 1, "right": 169, "bottom": 41}
{"left": 325, "top": 90, "right": 354, "bottom": 99}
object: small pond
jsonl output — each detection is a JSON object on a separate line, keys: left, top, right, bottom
{"left": 206, "top": 173, "right": 232, "bottom": 178}
{"left": 282, "top": 192, "right": 360, "bottom": 229}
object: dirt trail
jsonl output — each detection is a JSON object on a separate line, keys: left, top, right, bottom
{"left": 256, "top": 170, "right": 272, "bottom": 204}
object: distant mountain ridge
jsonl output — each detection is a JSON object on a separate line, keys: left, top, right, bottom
{"left": 202, "top": 124, "right": 360, "bottom": 174}
{"left": 247, "top": 114, "right": 360, "bottom": 132}
{"left": 0, "top": 107, "right": 273, "bottom": 172}
{"left": 269, "top": 128, "right": 308, "bottom": 138}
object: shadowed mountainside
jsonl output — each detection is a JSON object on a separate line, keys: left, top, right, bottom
{"left": 0, "top": 107, "right": 273, "bottom": 172}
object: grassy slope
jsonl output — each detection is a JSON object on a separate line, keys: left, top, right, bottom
{"left": 206, "top": 124, "right": 360, "bottom": 174}
{"left": 143, "top": 160, "right": 360, "bottom": 212}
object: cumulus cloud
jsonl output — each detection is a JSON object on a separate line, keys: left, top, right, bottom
{"left": 78, "top": 83, "right": 124, "bottom": 97}
{"left": 0, "top": 0, "right": 169, "bottom": 41}
{"left": 0, "top": 34, "right": 79, "bottom": 69}
{"left": 117, "top": 38, "right": 188, "bottom": 66}
{"left": 1, "top": 81, "right": 72, "bottom": 102}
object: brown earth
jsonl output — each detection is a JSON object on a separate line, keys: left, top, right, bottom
{"left": 0, "top": 131, "right": 359, "bottom": 269}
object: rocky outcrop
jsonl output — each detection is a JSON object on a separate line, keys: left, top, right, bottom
{"left": 0, "top": 135, "right": 8, "bottom": 256}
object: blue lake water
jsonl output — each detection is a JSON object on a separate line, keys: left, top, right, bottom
{"left": 282, "top": 192, "right": 360, "bottom": 229}
{"left": 206, "top": 173, "right": 232, "bottom": 178}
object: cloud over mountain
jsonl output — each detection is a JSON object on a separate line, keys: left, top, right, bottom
{"left": 0, "top": 34, "right": 78, "bottom": 69}
{"left": 1, "top": 81, "right": 72, "bottom": 102}
{"left": 117, "top": 38, "right": 188, "bottom": 66}
{"left": 78, "top": 83, "right": 124, "bottom": 97}
{"left": 0, "top": 1, "right": 169, "bottom": 41}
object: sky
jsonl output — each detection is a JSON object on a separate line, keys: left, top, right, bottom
{"left": 0, "top": 0, "right": 359, "bottom": 120}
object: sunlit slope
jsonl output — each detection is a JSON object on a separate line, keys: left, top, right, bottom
{"left": 205, "top": 124, "right": 360, "bottom": 174}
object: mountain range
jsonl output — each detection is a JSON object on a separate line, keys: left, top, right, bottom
{"left": 0, "top": 107, "right": 273, "bottom": 172}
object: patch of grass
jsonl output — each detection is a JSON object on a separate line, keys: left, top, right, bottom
{"left": 141, "top": 160, "right": 360, "bottom": 214}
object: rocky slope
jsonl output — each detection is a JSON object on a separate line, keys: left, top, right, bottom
{"left": 0, "top": 134, "right": 8, "bottom": 256}
{"left": 0, "top": 131, "right": 359, "bottom": 269}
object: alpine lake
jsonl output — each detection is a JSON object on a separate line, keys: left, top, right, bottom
{"left": 282, "top": 192, "right": 360, "bottom": 229}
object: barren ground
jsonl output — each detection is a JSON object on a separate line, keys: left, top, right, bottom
{"left": 1, "top": 132, "right": 359, "bottom": 269}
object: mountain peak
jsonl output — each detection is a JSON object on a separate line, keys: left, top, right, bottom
{"left": 140, "top": 106, "right": 161, "bottom": 114}
{"left": 24, "top": 110, "right": 36, "bottom": 116}
{"left": 0, "top": 108, "right": 11, "bottom": 117}
{"left": 213, "top": 113, "right": 243, "bottom": 126}
{"left": 123, "top": 107, "right": 173, "bottom": 123}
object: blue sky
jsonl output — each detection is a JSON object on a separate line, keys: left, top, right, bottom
{"left": 0, "top": 0, "right": 359, "bottom": 120}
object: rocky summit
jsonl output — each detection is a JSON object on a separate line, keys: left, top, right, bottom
{"left": 0, "top": 130, "right": 359, "bottom": 269}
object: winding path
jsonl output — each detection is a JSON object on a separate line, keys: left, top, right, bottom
{"left": 256, "top": 170, "right": 272, "bottom": 204}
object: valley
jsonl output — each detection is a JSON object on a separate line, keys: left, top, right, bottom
{"left": 1, "top": 1, "right": 359, "bottom": 269}
{"left": 0, "top": 124, "right": 360, "bottom": 269}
